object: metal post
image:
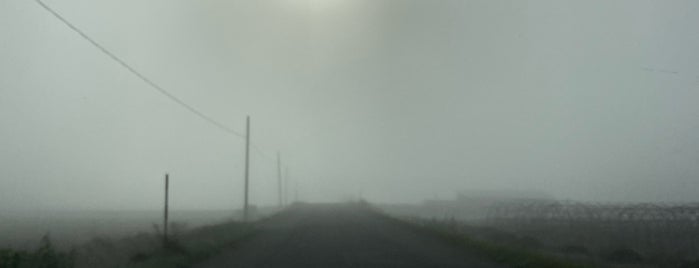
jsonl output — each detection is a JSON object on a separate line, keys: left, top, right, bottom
{"left": 163, "top": 173, "right": 169, "bottom": 247}
{"left": 284, "top": 167, "right": 289, "bottom": 206}
{"left": 277, "top": 152, "right": 282, "bottom": 208}
{"left": 243, "top": 116, "right": 251, "bottom": 221}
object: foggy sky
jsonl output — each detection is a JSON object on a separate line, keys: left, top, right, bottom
{"left": 1, "top": 0, "right": 698, "bottom": 210}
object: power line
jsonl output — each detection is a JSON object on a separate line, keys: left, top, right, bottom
{"left": 35, "top": 0, "right": 245, "bottom": 139}
{"left": 36, "top": 0, "right": 297, "bottom": 210}
{"left": 36, "top": 0, "right": 288, "bottom": 178}
{"left": 252, "top": 143, "right": 274, "bottom": 162}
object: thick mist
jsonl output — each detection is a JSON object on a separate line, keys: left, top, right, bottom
{"left": 1, "top": 0, "right": 698, "bottom": 211}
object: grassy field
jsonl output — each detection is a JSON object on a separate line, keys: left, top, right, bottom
{"left": 0, "top": 210, "right": 238, "bottom": 250}
{"left": 0, "top": 208, "right": 281, "bottom": 268}
{"left": 380, "top": 200, "right": 699, "bottom": 267}
{"left": 365, "top": 205, "right": 598, "bottom": 268}
{"left": 0, "top": 220, "right": 257, "bottom": 268}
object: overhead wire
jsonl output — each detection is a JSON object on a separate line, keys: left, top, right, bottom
{"left": 35, "top": 0, "right": 294, "bottom": 184}
{"left": 35, "top": 0, "right": 246, "bottom": 139}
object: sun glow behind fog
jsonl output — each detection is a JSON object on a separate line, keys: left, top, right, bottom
{"left": 277, "top": 0, "right": 377, "bottom": 66}
{"left": 282, "top": 0, "right": 356, "bottom": 15}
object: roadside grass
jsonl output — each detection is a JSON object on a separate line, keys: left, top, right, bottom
{"left": 1, "top": 220, "right": 258, "bottom": 268}
{"left": 417, "top": 225, "right": 592, "bottom": 268}
{"left": 367, "top": 207, "right": 599, "bottom": 268}
{"left": 120, "top": 206, "right": 300, "bottom": 267}
{"left": 127, "top": 221, "right": 257, "bottom": 268}
{"left": 0, "top": 234, "right": 75, "bottom": 268}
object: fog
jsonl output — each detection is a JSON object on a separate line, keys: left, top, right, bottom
{"left": 1, "top": 0, "right": 699, "bottom": 211}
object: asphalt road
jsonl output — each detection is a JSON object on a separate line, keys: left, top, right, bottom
{"left": 195, "top": 203, "right": 503, "bottom": 268}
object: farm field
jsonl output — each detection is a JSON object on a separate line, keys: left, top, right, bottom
{"left": 383, "top": 199, "right": 699, "bottom": 267}
{"left": 0, "top": 209, "right": 237, "bottom": 250}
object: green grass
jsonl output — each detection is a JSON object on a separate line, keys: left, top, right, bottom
{"left": 0, "top": 234, "right": 75, "bottom": 268}
{"left": 128, "top": 221, "right": 258, "bottom": 268}
{"left": 424, "top": 227, "right": 590, "bottom": 268}
{"left": 371, "top": 210, "right": 599, "bottom": 268}
{"left": 0, "top": 222, "right": 257, "bottom": 268}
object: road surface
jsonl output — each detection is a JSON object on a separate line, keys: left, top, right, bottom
{"left": 196, "top": 203, "right": 503, "bottom": 268}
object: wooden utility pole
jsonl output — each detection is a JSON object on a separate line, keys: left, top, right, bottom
{"left": 277, "top": 152, "right": 282, "bottom": 208}
{"left": 243, "top": 116, "right": 251, "bottom": 221}
{"left": 294, "top": 181, "right": 298, "bottom": 203}
{"left": 284, "top": 167, "right": 289, "bottom": 206}
{"left": 163, "top": 173, "right": 169, "bottom": 247}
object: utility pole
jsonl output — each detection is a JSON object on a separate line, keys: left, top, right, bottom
{"left": 277, "top": 152, "right": 282, "bottom": 208}
{"left": 163, "top": 173, "right": 169, "bottom": 247}
{"left": 284, "top": 167, "right": 289, "bottom": 205}
{"left": 294, "top": 181, "right": 298, "bottom": 203}
{"left": 243, "top": 116, "right": 251, "bottom": 221}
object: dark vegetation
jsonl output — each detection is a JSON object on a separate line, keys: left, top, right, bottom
{"left": 0, "top": 210, "right": 237, "bottom": 251}
{"left": 369, "top": 208, "right": 595, "bottom": 268}
{"left": 122, "top": 221, "right": 256, "bottom": 268}
{"left": 398, "top": 216, "right": 616, "bottom": 268}
{"left": 0, "top": 234, "right": 75, "bottom": 268}
{"left": 487, "top": 201, "right": 699, "bottom": 267}
{"left": 383, "top": 197, "right": 699, "bottom": 267}
{"left": 1, "top": 221, "right": 256, "bottom": 268}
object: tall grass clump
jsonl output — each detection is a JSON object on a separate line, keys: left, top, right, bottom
{"left": 0, "top": 234, "right": 75, "bottom": 268}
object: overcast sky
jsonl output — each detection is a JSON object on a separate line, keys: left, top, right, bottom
{"left": 1, "top": 0, "right": 698, "bottom": 210}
